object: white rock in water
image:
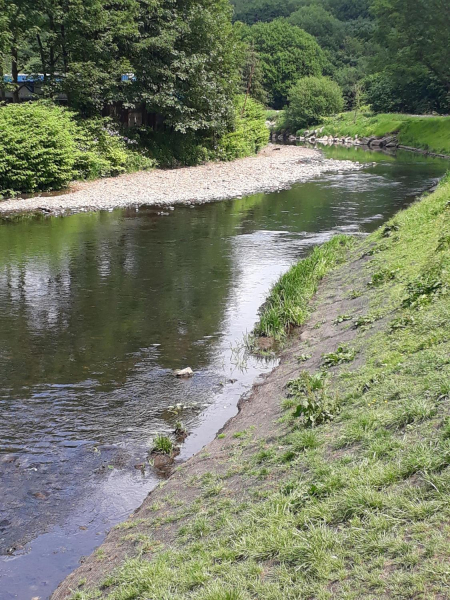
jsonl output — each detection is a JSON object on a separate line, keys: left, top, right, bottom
{"left": 174, "top": 367, "right": 194, "bottom": 378}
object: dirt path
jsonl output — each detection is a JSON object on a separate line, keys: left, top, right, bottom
{"left": 0, "top": 145, "right": 361, "bottom": 216}
{"left": 52, "top": 246, "right": 373, "bottom": 599}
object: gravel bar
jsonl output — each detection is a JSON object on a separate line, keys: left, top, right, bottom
{"left": 0, "top": 145, "right": 362, "bottom": 216}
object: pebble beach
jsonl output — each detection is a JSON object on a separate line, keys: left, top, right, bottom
{"left": 0, "top": 145, "right": 361, "bottom": 216}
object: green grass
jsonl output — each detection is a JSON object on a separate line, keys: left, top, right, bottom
{"left": 152, "top": 434, "right": 174, "bottom": 455}
{"left": 254, "top": 234, "right": 355, "bottom": 339}
{"left": 317, "top": 112, "right": 450, "bottom": 156}
{"left": 72, "top": 176, "right": 450, "bottom": 599}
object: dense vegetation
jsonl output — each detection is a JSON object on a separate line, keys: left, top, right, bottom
{"left": 232, "top": 0, "right": 450, "bottom": 115}
{"left": 285, "top": 76, "right": 344, "bottom": 130}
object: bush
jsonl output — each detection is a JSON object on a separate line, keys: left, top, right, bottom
{"left": 0, "top": 102, "right": 79, "bottom": 196}
{"left": 285, "top": 76, "right": 344, "bottom": 130}
{"left": 0, "top": 103, "right": 154, "bottom": 197}
{"left": 73, "top": 118, "right": 154, "bottom": 179}
{"left": 215, "top": 96, "right": 269, "bottom": 161}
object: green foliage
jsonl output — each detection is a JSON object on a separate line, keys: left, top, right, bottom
{"left": 0, "top": 102, "right": 78, "bottom": 196}
{"left": 3, "top": 0, "right": 242, "bottom": 135}
{"left": 0, "top": 103, "right": 154, "bottom": 196}
{"left": 285, "top": 76, "right": 344, "bottom": 129}
{"left": 255, "top": 234, "right": 354, "bottom": 339}
{"left": 371, "top": 0, "right": 450, "bottom": 114}
{"left": 152, "top": 435, "right": 174, "bottom": 455}
{"left": 129, "top": 95, "right": 268, "bottom": 168}
{"left": 241, "top": 19, "right": 326, "bottom": 108}
{"left": 288, "top": 372, "right": 340, "bottom": 427}
{"left": 215, "top": 96, "right": 269, "bottom": 161}
{"left": 322, "top": 345, "right": 356, "bottom": 367}
{"left": 288, "top": 4, "right": 343, "bottom": 51}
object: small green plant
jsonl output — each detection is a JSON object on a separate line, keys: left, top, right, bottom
{"left": 390, "top": 315, "right": 415, "bottom": 331}
{"left": 287, "top": 372, "right": 339, "bottom": 427}
{"left": 353, "top": 314, "right": 378, "bottom": 329}
{"left": 368, "top": 269, "right": 397, "bottom": 287}
{"left": 152, "top": 434, "right": 174, "bottom": 455}
{"left": 322, "top": 345, "right": 356, "bottom": 367}
{"left": 382, "top": 222, "right": 400, "bottom": 237}
{"left": 333, "top": 314, "right": 352, "bottom": 325}
{"left": 349, "top": 289, "right": 362, "bottom": 299}
{"left": 402, "top": 276, "right": 446, "bottom": 308}
{"left": 297, "top": 353, "right": 312, "bottom": 362}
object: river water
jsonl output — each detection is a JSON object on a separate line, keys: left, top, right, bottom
{"left": 0, "top": 147, "right": 448, "bottom": 600}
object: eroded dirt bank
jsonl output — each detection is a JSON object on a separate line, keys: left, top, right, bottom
{"left": 0, "top": 145, "right": 361, "bottom": 216}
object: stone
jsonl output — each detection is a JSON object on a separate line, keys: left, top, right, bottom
{"left": 174, "top": 367, "right": 194, "bottom": 378}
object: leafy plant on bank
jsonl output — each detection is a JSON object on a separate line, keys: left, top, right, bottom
{"left": 287, "top": 372, "right": 340, "bottom": 428}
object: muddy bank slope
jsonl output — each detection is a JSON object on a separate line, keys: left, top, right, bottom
{"left": 0, "top": 145, "right": 361, "bottom": 216}
{"left": 53, "top": 175, "right": 450, "bottom": 599}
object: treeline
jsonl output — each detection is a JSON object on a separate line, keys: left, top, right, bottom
{"left": 232, "top": 0, "right": 450, "bottom": 116}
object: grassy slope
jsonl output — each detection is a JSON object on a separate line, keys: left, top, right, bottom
{"left": 318, "top": 112, "right": 450, "bottom": 156}
{"left": 75, "top": 178, "right": 450, "bottom": 599}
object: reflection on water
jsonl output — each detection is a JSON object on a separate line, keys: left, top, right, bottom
{"left": 0, "top": 150, "right": 448, "bottom": 599}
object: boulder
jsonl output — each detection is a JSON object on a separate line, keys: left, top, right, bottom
{"left": 174, "top": 367, "right": 194, "bottom": 378}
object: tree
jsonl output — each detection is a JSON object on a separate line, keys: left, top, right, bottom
{"left": 289, "top": 4, "right": 343, "bottom": 50}
{"left": 285, "top": 75, "right": 344, "bottom": 129}
{"left": 129, "top": 0, "right": 242, "bottom": 135}
{"left": 242, "top": 19, "right": 326, "bottom": 108}
{"left": 232, "top": 0, "right": 302, "bottom": 24}
{"left": 371, "top": 0, "right": 450, "bottom": 113}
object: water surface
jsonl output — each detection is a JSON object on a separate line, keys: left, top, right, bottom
{"left": 0, "top": 149, "right": 447, "bottom": 599}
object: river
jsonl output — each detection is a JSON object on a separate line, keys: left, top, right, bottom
{"left": 0, "top": 147, "right": 448, "bottom": 600}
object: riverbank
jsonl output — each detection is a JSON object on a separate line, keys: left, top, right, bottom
{"left": 306, "top": 113, "right": 450, "bottom": 157}
{"left": 0, "top": 145, "right": 361, "bottom": 217}
{"left": 53, "top": 176, "right": 450, "bottom": 599}
{"left": 271, "top": 112, "right": 450, "bottom": 158}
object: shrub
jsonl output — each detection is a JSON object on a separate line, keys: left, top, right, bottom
{"left": 0, "top": 102, "right": 79, "bottom": 196}
{"left": 215, "top": 96, "right": 269, "bottom": 161}
{"left": 285, "top": 76, "right": 344, "bottom": 130}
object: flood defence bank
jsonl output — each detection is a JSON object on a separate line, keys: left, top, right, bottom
{"left": 0, "top": 146, "right": 362, "bottom": 217}
{"left": 53, "top": 176, "right": 450, "bottom": 599}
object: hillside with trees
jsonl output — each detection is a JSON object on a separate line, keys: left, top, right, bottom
{"left": 232, "top": 0, "right": 450, "bottom": 115}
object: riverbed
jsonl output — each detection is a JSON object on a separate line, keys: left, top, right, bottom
{"left": 0, "top": 147, "right": 448, "bottom": 600}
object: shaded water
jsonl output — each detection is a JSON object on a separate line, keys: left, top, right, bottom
{"left": 0, "top": 149, "right": 447, "bottom": 599}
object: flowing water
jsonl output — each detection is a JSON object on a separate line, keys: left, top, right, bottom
{"left": 0, "top": 148, "right": 448, "bottom": 599}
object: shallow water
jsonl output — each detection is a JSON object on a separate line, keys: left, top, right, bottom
{"left": 0, "top": 148, "right": 447, "bottom": 599}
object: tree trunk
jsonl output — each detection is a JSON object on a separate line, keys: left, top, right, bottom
{"left": 0, "top": 55, "right": 5, "bottom": 102}
{"left": 11, "top": 44, "right": 19, "bottom": 103}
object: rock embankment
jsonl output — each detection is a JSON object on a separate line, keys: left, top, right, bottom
{"left": 0, "top": 145, "right": 361, "bottom": 217}
{"left": 277, "top": 130, "right": 450, "bottom": 158}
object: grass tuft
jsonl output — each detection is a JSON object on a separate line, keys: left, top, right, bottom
{"left": 254, "top": 235, "right": 354, "bottom": 339}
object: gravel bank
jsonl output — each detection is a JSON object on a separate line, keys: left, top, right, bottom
{"left": 0, "top": 145, "right": 362, "bottom": 216}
